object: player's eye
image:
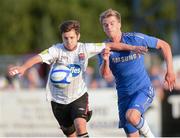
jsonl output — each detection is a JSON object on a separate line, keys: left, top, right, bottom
{"left": 103, "top": 23, "right": 108, "bottom": 28}
{"left": 110, "top": 21, "right": 115, "bottom": 26}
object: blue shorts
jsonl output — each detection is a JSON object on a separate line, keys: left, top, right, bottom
{"left": 117, "top": 86, "right": 155, "bottom": 134}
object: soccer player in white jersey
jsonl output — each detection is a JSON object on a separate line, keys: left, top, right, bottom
{"left": 8, "top": 20, "right": 147, "bottom": 137}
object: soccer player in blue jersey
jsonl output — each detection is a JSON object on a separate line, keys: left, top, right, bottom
{"left": 98, "top": 9, "right": 176, "bottom": 137}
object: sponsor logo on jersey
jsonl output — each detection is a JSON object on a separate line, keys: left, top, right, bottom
{"left": 61, "top": 56, "right": 68, "bottom": 60}
{"left": 67, "top": 64, "right": 81, "bottom": 77}
{"left": 57, "top": 56, "right": 68, "bottom": 63}
{"left": 112, "top": 53, "right": 141, "bottom": 63}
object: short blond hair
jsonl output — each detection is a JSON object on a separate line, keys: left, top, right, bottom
{"left": 99, "top": 9, "right": 121, "bottom": 24}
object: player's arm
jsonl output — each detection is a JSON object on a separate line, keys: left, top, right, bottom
{"left": 8, "top": 55, "right": 42, "bottom": 77}
{"left": 156, "top": 39, "right": 176, "bottom": 91}
{"left": 99, "top": 46, "right": 114, "bottom": 81}
{"left": 106, "top": 42, "right": 148, "bottom": 54}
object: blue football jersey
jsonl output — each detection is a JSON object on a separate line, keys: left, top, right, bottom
{"left": 98, "top": 32, "right": 158, "bottom": 96}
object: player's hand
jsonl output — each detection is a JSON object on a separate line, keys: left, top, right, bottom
{"left": 164, "top": 71, "right": 176, "bottom": 92}
{"left": 8, "top": 65, "right": 25, "bottom": 77}
{"left": 102, "top": 46, "right": 110, "bottom": 61}
{"left": 132, "top": 46, "right": 148, "bottom": 54}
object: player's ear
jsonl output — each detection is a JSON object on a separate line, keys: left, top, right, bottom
{"left": 77, "top": 34, "right": 80, "bottom": 40}
{"left": 119, "top": 22, "right": 121, "bottom": 30}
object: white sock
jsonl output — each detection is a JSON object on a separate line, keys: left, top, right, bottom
{"left": 139, "top": 119, "right": 154, "bottom": 138}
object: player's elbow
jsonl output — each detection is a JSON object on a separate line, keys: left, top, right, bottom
{"left": 157, "top": 39, "right": 171, "bottom": 50}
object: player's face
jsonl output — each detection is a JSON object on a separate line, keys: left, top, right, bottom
{"left": 62, "top": 29, "right": 80, "bottom": 51}
{"left": 102, "top": 16, "right": 121, "bottom": 38}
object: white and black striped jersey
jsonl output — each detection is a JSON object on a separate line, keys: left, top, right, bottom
{"left": 39, "top": 42, "right": 106, "bottom": 104}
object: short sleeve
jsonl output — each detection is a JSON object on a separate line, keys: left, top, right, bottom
{"left": 39, "top": 45, "right": 59, "bottom": 64}
{"left": 134, "top": 33, "right": 158, "bottom": 48}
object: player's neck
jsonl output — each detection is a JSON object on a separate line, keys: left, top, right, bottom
{"left": 63, "top": 44, "right": 77, "bottom": 51}
{"left": 111, "top": 32, "right": 122, "bottom": 42}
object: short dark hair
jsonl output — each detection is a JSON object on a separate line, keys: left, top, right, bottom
{"left": 59, "top": 20, "right": 80, "bottom": 35}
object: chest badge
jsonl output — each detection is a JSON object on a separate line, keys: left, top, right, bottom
{"left": 78, "top": 53, "right": 85, "bottom": 61}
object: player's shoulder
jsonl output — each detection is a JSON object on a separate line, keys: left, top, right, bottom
{"left": 77, "top": 42, "right": 97, "bottom": 45}
{"left": 76, "top": 42, "right": 86, "bottom": 50}
{"left": 47, "top": 43, "right": 64, "bottom": 53}
{"left": 77, "top": 42, "right": 84, "bottom": 46}
{"left": 123, "top": 32, "right": 146, "bottom": 39}
{"left": 77, "top": 42, "right": 104, "bottom": 47}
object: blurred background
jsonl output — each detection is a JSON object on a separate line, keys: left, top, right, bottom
{"left": 0, "top": 0, "right": 180, "bottom": 137}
